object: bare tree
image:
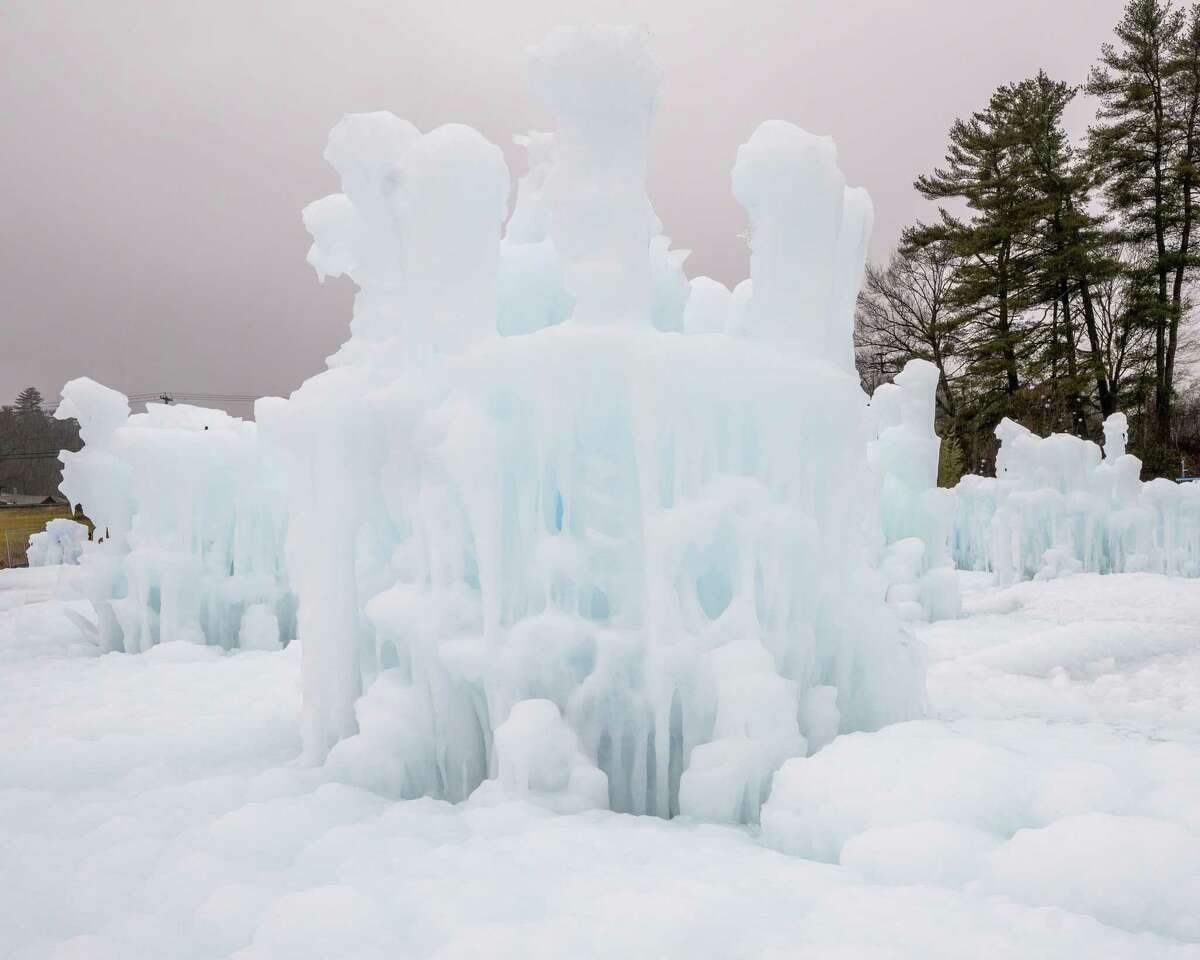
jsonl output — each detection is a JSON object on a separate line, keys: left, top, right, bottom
{"left": 855, "top": 241, "right": 965, "bottom": 420}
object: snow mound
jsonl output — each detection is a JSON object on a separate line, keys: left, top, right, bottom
{"left": 760, "top": 718, "right": 1200, "bottom": 942}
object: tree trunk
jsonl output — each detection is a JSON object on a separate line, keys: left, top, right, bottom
{"left": 998, "top": 245, "right": 1019, "bottom": 395}
{"left": 1059, "top": 284, "right": 1085, "bottom": 436}
{"left": 1078, "top": 276, "right": 1114, "bottom": 417}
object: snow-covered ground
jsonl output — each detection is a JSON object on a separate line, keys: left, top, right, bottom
{"left": 2, "top": 565, "right": 1198, "bottom": 959}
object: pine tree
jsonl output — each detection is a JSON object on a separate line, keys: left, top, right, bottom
{"left": 912, "top": 84, "right": 1040, "bottom": 427}
{"left": 1003, "top": 72, "right": 1119, "bottom": 429}
{"left": 1088, "top": 0, "right": 1200, "bottom": 462}
{"left": 14, "top": 387, "right": 44, "bottom": 416}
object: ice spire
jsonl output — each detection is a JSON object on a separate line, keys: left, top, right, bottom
{"left": 529, "top": 25, "right": 662, "bottom": 326}
{"left": 304, "top": 113, "right": 508, "bottom": 365}
{"left": 732, "top": 120, "right": 872, "bottom": 365}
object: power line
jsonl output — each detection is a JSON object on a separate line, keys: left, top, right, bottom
{"left": 0, "top": 451, "right": 63, "bottom": 461}
{"left": 128, "top": 392, "right": 261, "bottom": 400}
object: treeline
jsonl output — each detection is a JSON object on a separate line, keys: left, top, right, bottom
{"left": 856, "top": 0, "right": 1200, "bottom": 482}
{"left": 0, "top": 387, "right": 80, "bottom": 497}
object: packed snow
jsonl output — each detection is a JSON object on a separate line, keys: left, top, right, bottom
{"left": 2, "top": 565, "right": 1197, "bottom": 958}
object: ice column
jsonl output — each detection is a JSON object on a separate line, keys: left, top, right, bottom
{"left": 1103, "top": 413, "right": 1128, "bottom": 460}
{"left": 529, "top": 25, "right": 662, "bottom": 326}
{"left": 283, "top": 115, "right": 511, "bottom": 761}
{"left": 733, "top": 121, "right": 873, "bottom": 363}
{"left": 498, "top": 133, "right": 575, "bottom": 336}
{"left": 398, "top": 124, "right": 510, "bottom": 357}
{"left": 305, "top": 114, "right": 507, "bottom": 364}
{"left": 869, "top": 360, "right": 959, "bottom": 621}
{"left": 303, "top": 112, "right": 420, "bottom": 347}
{"left": 56, "top": 378, "right": 133, "bottom": 552}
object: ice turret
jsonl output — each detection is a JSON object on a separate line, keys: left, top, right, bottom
{"left": 732, "top": 120, "right": 873, "bottom": 367}
{"left": 529, "top": 25, "right": 662, "bottom": 326}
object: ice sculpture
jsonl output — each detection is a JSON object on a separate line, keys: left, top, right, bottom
{"left": 949, "top": 413, "right": 1200, "bottom": 581}
{"left": 53, "top": 377, "right": 292, "bottom": 653}
{"left": 266, "top": 24, "right": 923, "bottom": 823}
{"left": 868, "top": 360, "right": 960, "bottom": 621}
{"left": 26, "top": 518, "right": 87, "bottom": 567}
{"left": 48, "top": 25, "right": 926, "bottom": 825}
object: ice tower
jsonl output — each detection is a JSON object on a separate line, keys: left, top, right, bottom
{"left": 264, "top": 24, "right": 923, "bottom": 824}
{"left": 869, "top": 359, "right": 960, "bottom": 621}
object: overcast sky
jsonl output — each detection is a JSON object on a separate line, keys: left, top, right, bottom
{"left": 2, "top": 0, "right": 1127, "bottom": 414}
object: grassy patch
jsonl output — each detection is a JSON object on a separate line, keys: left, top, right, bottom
{"left": 0, "top": 505, "right": 91, "bottom": 568}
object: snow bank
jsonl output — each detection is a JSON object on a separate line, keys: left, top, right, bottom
{"left": 950, "top": 413, "right": 1200, "bottom": 582}
{"left": 760, "top": 719, "right": 1200, "bottom": 942}
{"left": 26, "top": 517, "right": 88, "bottom": 567}
{"left": 4, "top": 566, "right": 1198, "bottom": 956}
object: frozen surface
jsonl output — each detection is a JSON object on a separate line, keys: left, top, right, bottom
{"left": 2, "top": 566, "right": 1198, "bottom": 958}
{"left": 765, "top": 570, "right": 1200, "bottom": 947}
{"left": 951, "top": 414, "right": 1200, "bottom": 581}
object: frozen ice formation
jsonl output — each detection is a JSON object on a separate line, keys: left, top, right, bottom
{"left": 264, "top": 23, "right": 924, "bottom": 824}
{"left": 862, "top": 362, "right": 1200, "bottom": 586}
{"left": 48, "top": 24, "right": 926, "bottom": 824}
{"left": 25, "top": 518, "right": 88, "bottom": 567}
{"left": 468, "top": 698, "right": 610, "bottom": 813}
{"left": 950, "top": 413, "right": 1200, "bottom": 582}
{"left": 52, "top": 377, "right": 292, "bottom": 653}
{"left": 868, "top": 359, "right": 960, "bottom": 621}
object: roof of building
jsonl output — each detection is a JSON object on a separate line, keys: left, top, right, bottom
{"left": 0, "top": 492, "right": 65, "bottom": 506}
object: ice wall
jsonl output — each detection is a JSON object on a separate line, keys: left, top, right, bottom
{"left": 949, "top": 414, "right": 1200, "bottom": 581}
{"left": 53, "top": 377, "right": 292, "bottom": 653}
{"left": 868, "top": 360, "right": 960, "bottom": 621}
{"left": 272, "top": 24, "right": 922, "bottom": 826}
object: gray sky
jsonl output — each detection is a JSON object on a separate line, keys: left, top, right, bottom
{"left": 2, "top": 0, "right": 1126, "bottom": 414}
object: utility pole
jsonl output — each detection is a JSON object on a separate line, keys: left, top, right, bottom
{"left": 159, "top": 393, "right": 173, "bottom": 405}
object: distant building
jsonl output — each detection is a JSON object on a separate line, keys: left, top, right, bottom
{"left": 0, "top": 491, "right": 66, "bottom": 506}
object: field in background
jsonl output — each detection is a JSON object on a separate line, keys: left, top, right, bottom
{"left": 0, "top": 505, "right": 89, "bottom": 568}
